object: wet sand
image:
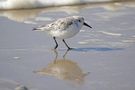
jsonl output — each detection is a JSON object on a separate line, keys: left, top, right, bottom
{"left": 0, "top": 1, "right": 135, "bottom": 90}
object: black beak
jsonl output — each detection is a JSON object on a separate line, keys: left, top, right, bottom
{"left": 83, "top": 22, "right": 92, "bottom": 28}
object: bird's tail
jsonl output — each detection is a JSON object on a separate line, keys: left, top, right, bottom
{"left": 32, "top": 27, "right": 41, "bottom": 31}
{"left": 32, "top": 27, "right": 46, "bottom": 31}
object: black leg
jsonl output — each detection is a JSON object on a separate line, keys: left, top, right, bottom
{"left": 53, "top": 37, "right": 58, "bottom": 49}
{"left": 62, "top": 39, "right": 72, "bottom": 50}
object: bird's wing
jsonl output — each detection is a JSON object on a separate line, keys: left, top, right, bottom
{"left": 34, "top": 18, "right": 73, "bottom": 31}
{"left": 48, "top": 18, "right": 73, "bottom": 31}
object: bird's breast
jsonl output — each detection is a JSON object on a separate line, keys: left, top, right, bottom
{"left": 49, "top": 25, "right": 80, "bottom": 39}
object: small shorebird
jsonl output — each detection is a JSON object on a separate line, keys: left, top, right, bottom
{"left": 33, "top": 16, "right": 92, "bottom": 50}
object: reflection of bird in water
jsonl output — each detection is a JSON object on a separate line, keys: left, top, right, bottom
{"left": 33, "top": 16, "right": 92, "bottom": 50}
{"left": 34, "top": 50, "right": 89, "bottom": 84}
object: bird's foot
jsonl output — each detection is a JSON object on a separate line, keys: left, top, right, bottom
{"left": 67, "top": 47, "right": 74, "bottom": 50}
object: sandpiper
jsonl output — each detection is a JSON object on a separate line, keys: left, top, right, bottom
{"left": 33, "top": 16, "right": 92, "bottom": 50}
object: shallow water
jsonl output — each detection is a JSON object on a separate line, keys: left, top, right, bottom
{"left": 0, "top": 0, "right": 133, "bottom": 9}
{"left": 0, "top": 1, "right": 135, "bottom": 90}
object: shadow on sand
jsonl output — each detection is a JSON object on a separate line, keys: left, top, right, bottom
{"left": 71, "top": 47, "right": 123, "bottom": 52}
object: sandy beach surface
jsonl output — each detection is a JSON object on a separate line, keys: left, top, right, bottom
{"left": 0, "top": 1, "right": 135, "bottom": 90}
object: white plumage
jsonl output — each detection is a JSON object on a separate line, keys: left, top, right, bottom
{"left": 33, "top": 16, "right": 92, "bottom": 50}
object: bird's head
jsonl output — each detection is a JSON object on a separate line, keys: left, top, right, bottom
{"left": 73, "top": 16, "right": 92, "bottom": 29}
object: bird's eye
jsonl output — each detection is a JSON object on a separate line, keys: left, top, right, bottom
{"left": 78, "top": 20, "right": 81, "bottom": 22}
